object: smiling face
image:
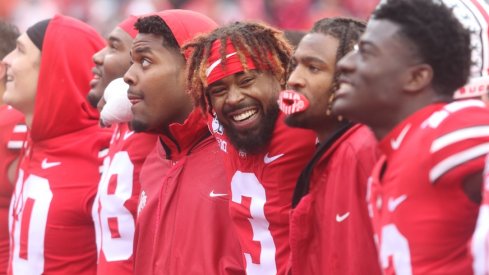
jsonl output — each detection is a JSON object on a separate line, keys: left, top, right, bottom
{"left": 286, "top": 33, "right": 339, "bottom": 138}
{"left": 332, "top": 19, "right": 418, "bottom": 131}
{"left": 2, "top": 33, "right": 41, "bottom": 117}
{"left": 88, "top": 27, "right": 133, "bottom": 110}
{"left": 206, "top": 70, "right": 281, "bottom": 153}
{"left": 124, "top": 33, "right": 191, "bottom": 133}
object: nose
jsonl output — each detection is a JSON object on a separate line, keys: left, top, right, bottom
{"left": 225, "top": 85, "right": 245, "bottom": 105}
{"left": 2, "top": 50, "right": 13, "bottom": 66}
{"left": 92, "top": 48, "right": 106, "bottom": 66}
{"left": 123, "top": 64, "right": 136, "bottom": 86}
{"left": 337, "top": 50, "right": 356, "bottom": 75}
{"left": 287, "top": 66, "right": 305, "bottom": 91}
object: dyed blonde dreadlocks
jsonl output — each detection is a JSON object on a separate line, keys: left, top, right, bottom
{"left": 183, "top": 21, "right": 292, "bottom": 114}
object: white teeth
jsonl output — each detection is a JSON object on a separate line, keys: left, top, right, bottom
{"left": 232, "top": 109, "right": 257, "bottom": 122}
{"left": 339, "top": 83, "right": 352, "bottom": 90}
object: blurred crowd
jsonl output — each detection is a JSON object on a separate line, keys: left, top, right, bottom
{"left": 0, "top": 0, "right": 379, "bottom": 34}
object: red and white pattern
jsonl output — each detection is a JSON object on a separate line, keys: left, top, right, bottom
{"left": 472, "top": 151, "right": 489, "bottom": 275}
{"left": 214, "top": 113, "right": 317, "bottom": 274}
{"left": 0, "top": 106, "right": 26, "bottom": 274}
{"left": 369, "top": 100, "right": 489, "bottom": 275}
{"left": 92, "top": 123, "right": 156, "bottom": 274}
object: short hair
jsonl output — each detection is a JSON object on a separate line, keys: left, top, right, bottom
{"left": 183, "top": 21, "right": 292, "bottom": 113}
{"left": 134, "top": 15, "right": 180, "bottom": 51}
{"left": 373, "top": 0, "right": 471, "bottom": 96}
{"left": 308, "top": 17, "right": 366, "bottom": 91}
{"left": 0, "top": 21, "right": 19, "bottom": 59}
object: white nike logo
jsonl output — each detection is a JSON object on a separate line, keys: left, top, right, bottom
{"left": 123, "top": 131, "right": 134, "bottom": 140}
{"left": 390, "top": 124, "right": 411, "bottom": 150}
{"left": 264, "top": 153, "right": 284, "bottom": 164}
{"left": 388, "top": 194, "right": 407, "bottom": 212}
{"left": 336, "top": 212, "right": 350, "bottom": 222}
{"left": 209, "top": 190, "right": 227, "bottom": 197}
{"left": 41, "top": 158, "right": 61, "bottom": 169}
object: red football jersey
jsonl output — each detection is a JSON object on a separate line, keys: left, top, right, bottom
{"left": 92, "top": 123, "right": 156, "bottom": 275}
{"left": 8, "top": 15, "right": 111, "bottom": 275}
{"left": 0, "top": 106, "right": 26, "bottom": 275}
{"left": 369, "top": 100, "right": 489, "bottom": 275}
{"left": 211, "top": 113, "right": 316, "bottom": 275}
{"left": 472, "top": 154, "right": 489, "bottom": 274}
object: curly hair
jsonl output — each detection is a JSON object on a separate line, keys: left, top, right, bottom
{"left": 0, "top": 21, "right": 19, "bottom": 59}
{"left": 183, "top": 21, "right": 292, "bottom": 113}
{"left": 308, "top": 17, "right": 366, "bottom": 91}
{"left": 134, "top": 15, "right": 180, "bottom": 51}
{"left": 373, "top": 0, "right": 471, "bottom": 96}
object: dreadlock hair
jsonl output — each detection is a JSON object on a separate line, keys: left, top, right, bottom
{"left": 373, "top": 0, "right": 471, "bottom": 97}
{"left": 183, "top": 21, "right": 292, "bottom": 114}
{"left": 309, "top": 17, "right": 366, "bottom": 92}
{"left": 134, "top": 15, "right": 180, "bottom": 52}
{"left": 0, "top": 21, "right": 19, "bottom": 59}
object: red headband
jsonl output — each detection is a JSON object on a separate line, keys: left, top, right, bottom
{"left": 205, "top": 39, "right": 256, "bottom": 85}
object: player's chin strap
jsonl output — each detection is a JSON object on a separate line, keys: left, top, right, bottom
{"left": 292, "top": 121, "right": 353, "bottom": 208}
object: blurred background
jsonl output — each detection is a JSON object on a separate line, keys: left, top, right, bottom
{"left": 0, "top": 0, "right": 379, "bottom": 35}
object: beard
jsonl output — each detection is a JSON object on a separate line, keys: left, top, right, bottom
{"left": 222, "top": 103, "right": 279, "bottom": 155}
{"left": 131, "top": 119, "right": 148, "bottom": 133}
{"left": 87, "top": 92, "right": 101, "bottom": 109}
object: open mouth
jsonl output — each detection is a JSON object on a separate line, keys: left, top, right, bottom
{"left": 5, "top": 74, "right": 13, "bottom": 82}
{"left": 336, "top": 82, "right": 353, "bottom": 97}
{"left": 232, "top": 108, "right": 258, "bottom": 122}
{"left": 278, "top": 90, "right": 310, "bottom": 115}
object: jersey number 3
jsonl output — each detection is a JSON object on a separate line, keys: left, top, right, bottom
{"left": 231, "top": 171, "right": 277, "bottom": 275}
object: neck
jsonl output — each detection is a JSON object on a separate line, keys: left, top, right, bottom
{"left": 316, "top": 118, "right": 345, "bottom": 144}
{"left": 369, "top": 92, "right": 451, "bottom": 140}
{"left": 24, "top": 113, "right": 33, "bottom": 128}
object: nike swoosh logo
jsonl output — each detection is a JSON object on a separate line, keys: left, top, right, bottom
{"left": 388, "top": 194, "right": 407, "bottom": 212}
{"left": 264, "top": 153, "right": 284, "bottom": 164}
{"left": 41, "top": 158, "right": 61, "bottom": 169}
{"left": 209, "top": 190, "right": 227, "bottom": 197}
{"left": 123, "top": 131, "right": 134, "bottom": 140}
{"left": 336, "top": 212, "right": 350, "bottom": 222}
{"left": 390, "top": 124, "right": 411, "bottom": 150}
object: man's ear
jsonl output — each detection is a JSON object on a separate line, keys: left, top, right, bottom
{"left": 404, "top": 64, "right": 433, "bottom": 94}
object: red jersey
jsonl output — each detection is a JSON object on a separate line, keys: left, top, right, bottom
{"left": 289, "top": 124, "right": 382, "bottom": 275}
{"left": 369, "top": 100, "right": 489, "bottom": 275}
{"left": 92, "top": 123, "right": 156, "bottom": 275}
{"left": 0, "top": 106, "right": 25, "bottom": 275}
{"left": 211, "top": 113, "right": 316, "bottom": 275}
{"left": 134, "top": 110, "right": 244, "bottom": 275}
{"left": 472, "top": 154, "right": 489, "bottom": 274}
{"left": 8, "top": 15, "right": 111, "bottom": 275}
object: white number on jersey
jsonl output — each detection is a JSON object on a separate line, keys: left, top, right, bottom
{"left": 9, "top": 170, "right": 53, "bottom": 275}
{"left": 380, "top": 224, "right": 413, "bottom": 275}
{"left": 231, "top": 171, "right": 277, "bottom": 275}
{"left": 92, "top": 151, "right": 135, "bottom": 262}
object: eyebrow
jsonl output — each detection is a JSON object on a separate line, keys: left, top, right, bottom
{"left": 299, "top": 55, "right": 327, "bottom": 65}
{"left": 16, "top": 40, "right": 25, "bottom": 51}
{"left": 133, "top": 46, "right": 153, "bottom": 54}
{"left": 359, "top": 40, "right": 379, "bottom": 51}
{"left": 108, "top": 36, "right": 122, "bottom": 43}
